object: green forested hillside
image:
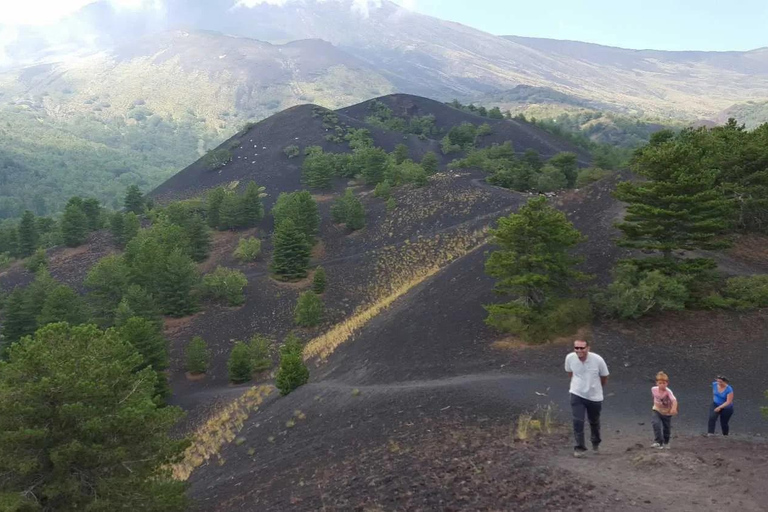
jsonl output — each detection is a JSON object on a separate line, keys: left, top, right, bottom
{"left": 0, "top": 105, "right": 217, "bottom": 218}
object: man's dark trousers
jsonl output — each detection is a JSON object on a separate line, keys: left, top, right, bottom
{"left": 570, "top": 393, "right": 602, "bottom": 450}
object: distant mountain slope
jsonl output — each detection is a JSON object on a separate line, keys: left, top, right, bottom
{"left": 9, "top": 0, "right": 768, "bottom": 120}
{"left": 0, "top": 30, "right": 395, "bottom": 218}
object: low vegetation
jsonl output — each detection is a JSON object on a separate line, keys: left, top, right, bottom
{"left": 275, "top": 334, "right": 309, "bottom": 395}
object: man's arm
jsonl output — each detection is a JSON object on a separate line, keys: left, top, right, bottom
{"left": 568, "top": 372, "right": 573, "bottom": 379}
{"left": 600, "top": 376, "right": 608, "bottom": 387}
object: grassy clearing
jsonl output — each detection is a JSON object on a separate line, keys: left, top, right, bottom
{"left": 514, "top": 403, "right": 559, "bottom": 441}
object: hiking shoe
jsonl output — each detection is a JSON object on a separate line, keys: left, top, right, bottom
{"left": 573, "top": 448, "right": 587, "bottom": 458}
{"left": 663, "top": 444, "right": 671, "bottom": 450}
{"left": 651, "top": 442, "right": 663, "bottom": 449}
{"left": 592, "top": 445, "right": 600, "bottom": 454}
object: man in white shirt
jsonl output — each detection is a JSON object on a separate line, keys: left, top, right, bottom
{"left": 564, "top": 339, "right": 609, "bottom": 457}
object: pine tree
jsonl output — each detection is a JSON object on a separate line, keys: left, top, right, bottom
{"left": 186, "top": 214, "right": 211, "bottom": 262}
{"left": 270, "top": 219, "right": 311, "bottom": 281}
{"left": 18, "top": 210, "right": 38, "bottom": 257}
{"left": 122, "top": 212, "right": 141, "bottom": 246}
{"left": 185, "top": 336, "right": 209, "bottom": 375}
{"left": 294, "top": 290, "right": 324, "bottom": 327}
{"left": 119, "top": 316, "right": 168, "bottom": 372}
{"left": 272, "top": 191, "right": 320, "bottom": 242}
{"left": 228, "top": 341, "right": 253, "bottom": 383}
{"left": 217, "top": 191, "right": 242, "bottom": 230}
{"left": 82, "top": 197, "right": 103, "bottom": 231}
{"left": 110, "top": 211, "right": 125, "bottom": 245}
{"left": 242, "top": 182, "right": 266, "bottom": 227}
{"left": 121, "top": 284, "right": 162, "bottom": 329}
{"left": 312, "top": 266, "right": 327, "bottom": 294}
{"left": 249, "top": 334, "right": 272, "bottom": 372}
{"left": 549, "top": 152, "right": 579, "bottom": 188}
{"left": 124, "top": 184, "right": 145, "bottom": 214}
{"left": 37, "top": 285, "right": 87, "bottom": 327}
{"left": 60, "top": 201, "right": 88, "bottom": 247}
{"left": 156, "top": 249, "right": 198, "bottom": 317}
{"left": 0, "top": 289, "right": 37, "bottom": 352}
{"left": 301, "top": 151, "right": 334, "bottom": 190}
{"left": 345, "top": 193, "right": 366, "bottom": 230}
{"left": 393, "top": 143, "right": 409, "bottom": 165}
{"left": 201, "top": 266, "right": 248, "bottom": 306}
{"left": 484, "top": 197, "right": 589, "bottom": 340}
{"left": 421, "top": 151, "right": 439, "bottom": 174}
{"left": 275, "top": 333, "right": 309, "bottom": 395}
{"left": 0, "top": 323, "right": 188, "bottom": 511}
{"left": 206, "top": 187, "right": 226, "bottom": 228}
{"left": 85, "top": 255, "right": 131, "bottom": 327}
{"left": 615, "top": 141, "right": 734, "bottom": 260}
{"left": 24, "top": 269, "right": 57, "bottom": 322}
{"left": 114, "top": 298, "right": 135, "bottom": 327}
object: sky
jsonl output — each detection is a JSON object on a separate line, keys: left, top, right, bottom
{"left": 1, "top": 0, "right": 766, "bottom": 51}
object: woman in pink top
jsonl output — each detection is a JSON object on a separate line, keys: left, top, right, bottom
{"left": 651, "top": 371, "right": 678, "bottom": 449}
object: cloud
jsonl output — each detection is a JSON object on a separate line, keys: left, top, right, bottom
{"left": 235, "top": 0, "right": 416, "bottom": 17}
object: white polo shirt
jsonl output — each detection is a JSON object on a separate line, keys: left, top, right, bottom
{"left": 565, "top": 352, "right": 610, "bottom": 402}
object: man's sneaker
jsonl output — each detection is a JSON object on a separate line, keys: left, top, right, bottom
{"left": 651, "top": 442, "right": 663, "bottom": 449}
{"left": 592, "top": 444, "right": 600, "bottom": 454}
{"left": 573, "top": 448, "right": 588, "bottom": 458}
{"left": 663, "top": 443, "right": 671, "bottom": 450}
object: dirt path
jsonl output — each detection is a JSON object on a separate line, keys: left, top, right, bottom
{"left": 552, "top": 432, "right": 768, "bottom": 511}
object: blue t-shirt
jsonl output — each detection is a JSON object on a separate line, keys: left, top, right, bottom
{"left": 712, "top": 382, "right": 734, "bottom": 407}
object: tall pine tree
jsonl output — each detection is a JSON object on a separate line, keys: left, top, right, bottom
{"left": 0, "top": 323, "right": 188, "bottom": 511}
{"left": 18, "top": 210, "right": 38, "bottom": 257}
{"left": 270, "top": 219, "right": 311, "bottom": 281}
{"left": 156, "top": 248, "right": 198, "bottom": 317}
{"left": 272, "top": 191, "right": 320, "bottom": 243}
{"left": 37, "top": 285, "right": 87, "bottom": 327}
{"left": 124, "top": 185, "right": 145, "bottom": 214}
{"left": 186, "top": 214, "right": 211, "bottom": 262}
{"left": 242, "top": 182, "right": 265, "bottom": 226}
{"left": 60, "top": 201, "right": 88, "bottom": 247}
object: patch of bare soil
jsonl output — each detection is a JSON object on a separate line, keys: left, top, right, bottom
{"left": 304, "top": 423, "right": 589, "bottom": 511}
{"left": 726, "top": 233, "right": 768, "bottom": 271}
{"left": 199, "top": 228, "right": 259, "bottom": 274}
{"left": 491, "top": 325, "right": 593, "bottom": 351}
{"left": 552, "top": 433, "right": 768, "bottom": 511}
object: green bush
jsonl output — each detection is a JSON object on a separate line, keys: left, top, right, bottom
{"left": 228, "top": 341, "right": 253, "bottom": 383}
{"left": 576, "top": 167, "right": 612, "bottom": 188}
{"left": 202, "top": 266, "right": 248, "bottom": 306}
{"left": 312, "top": 266, "right": 327, "bottom": 294}
{"left": 202, "top": 148, "right": 232, "bottom": 170}
{"left": 275, "top": 334, "right": 309, "bottom": 395}
{"left": 283, "top": 145, "right": 300, "bottom": 158}
{"left": 185, "top": 336, "right": 209, "bottom": 375}
{"left": 24, "top": 247, "right": 47, "bottom": 273}
{"left": 704, "top": 275, "right": 768, "bottom": 310}
{"left": 600, "top": 265, "right": 690, "bottom": 319}
{"left": 373, "top": 180, "right": 392, "bottom": 199}
{"left": 249, "top": 334, "right": 272, "bottom": 372}
{"left": 386, "top": 197, "right": 397, "bottom": 211}
{"left": 233, "top": 236, "right": 261, "bottom": 263}
{"left": 485, "top": 299, "right": 591, "bottom": 344}
{"left": 294, "top": 290, "right": 324, "bottom": 327}
{"left": 535, "top": 164, "right": 568, "bottom": 192}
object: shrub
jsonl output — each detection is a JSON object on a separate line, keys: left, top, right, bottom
{"left": 576, "top": 167, "right": 612, "bottom": 188}
{"left": 704, "top": 275, "right": 768, "bottom": 310}
{"left": 477, "top": 123, "right": 492, "bottom": 136}
{"left": 331, "top": 189, "right": 366, "bottom": 230}
{"left": 283, "top": 145, "right": 300, "bottom": 158}
{"left": 312, "top": 266, "right": 327, "bottom": 294}
{"left": 421, "top": 151, "right": 439, "bottom": 174}
{"left": 485, "top": 299, "right": 591, "bottom": 344}
{"left": 202, "top": 148, "right": 232, "bottom": 170}
{"left": 202, "top": 266, "right": 248, "bottom": 306}
{"left": 373, "top": 180, "right": 392, "bottom": 199}
{"left": 600, "top": 265, "right": 690, "bottom": 319}
{"left": 275, "top": 334, "right": 309, "bottom": 395}
{"left": 233, "top": 236, "right": 262, "bottom": 263}
{"left": 185, "top": 336, "right": 209, "bottom": 375}
{"left": 228, "top": 341, "right": 253, "bottom": 383}
{"left": 386, "top": 197, "right": 397, "bottom": 211}
{"left": 294, "top": 291, "right": 324, "bottom": 327}
{"left": 24, "top": 247, "right": 47, "bottom": 273}
{"left": 249, "top": 334, "right": 272, "bottom": 372}
{"left": 535, "top": 164, "right": 568, "bottom": 192}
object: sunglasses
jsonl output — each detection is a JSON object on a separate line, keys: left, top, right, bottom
{"left": 574, "top": 346, "right": 588, "bottom": 351}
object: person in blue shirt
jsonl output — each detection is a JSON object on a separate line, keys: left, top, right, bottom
{"left": 707, "top": 375, "right": 734, "bottom": 436}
